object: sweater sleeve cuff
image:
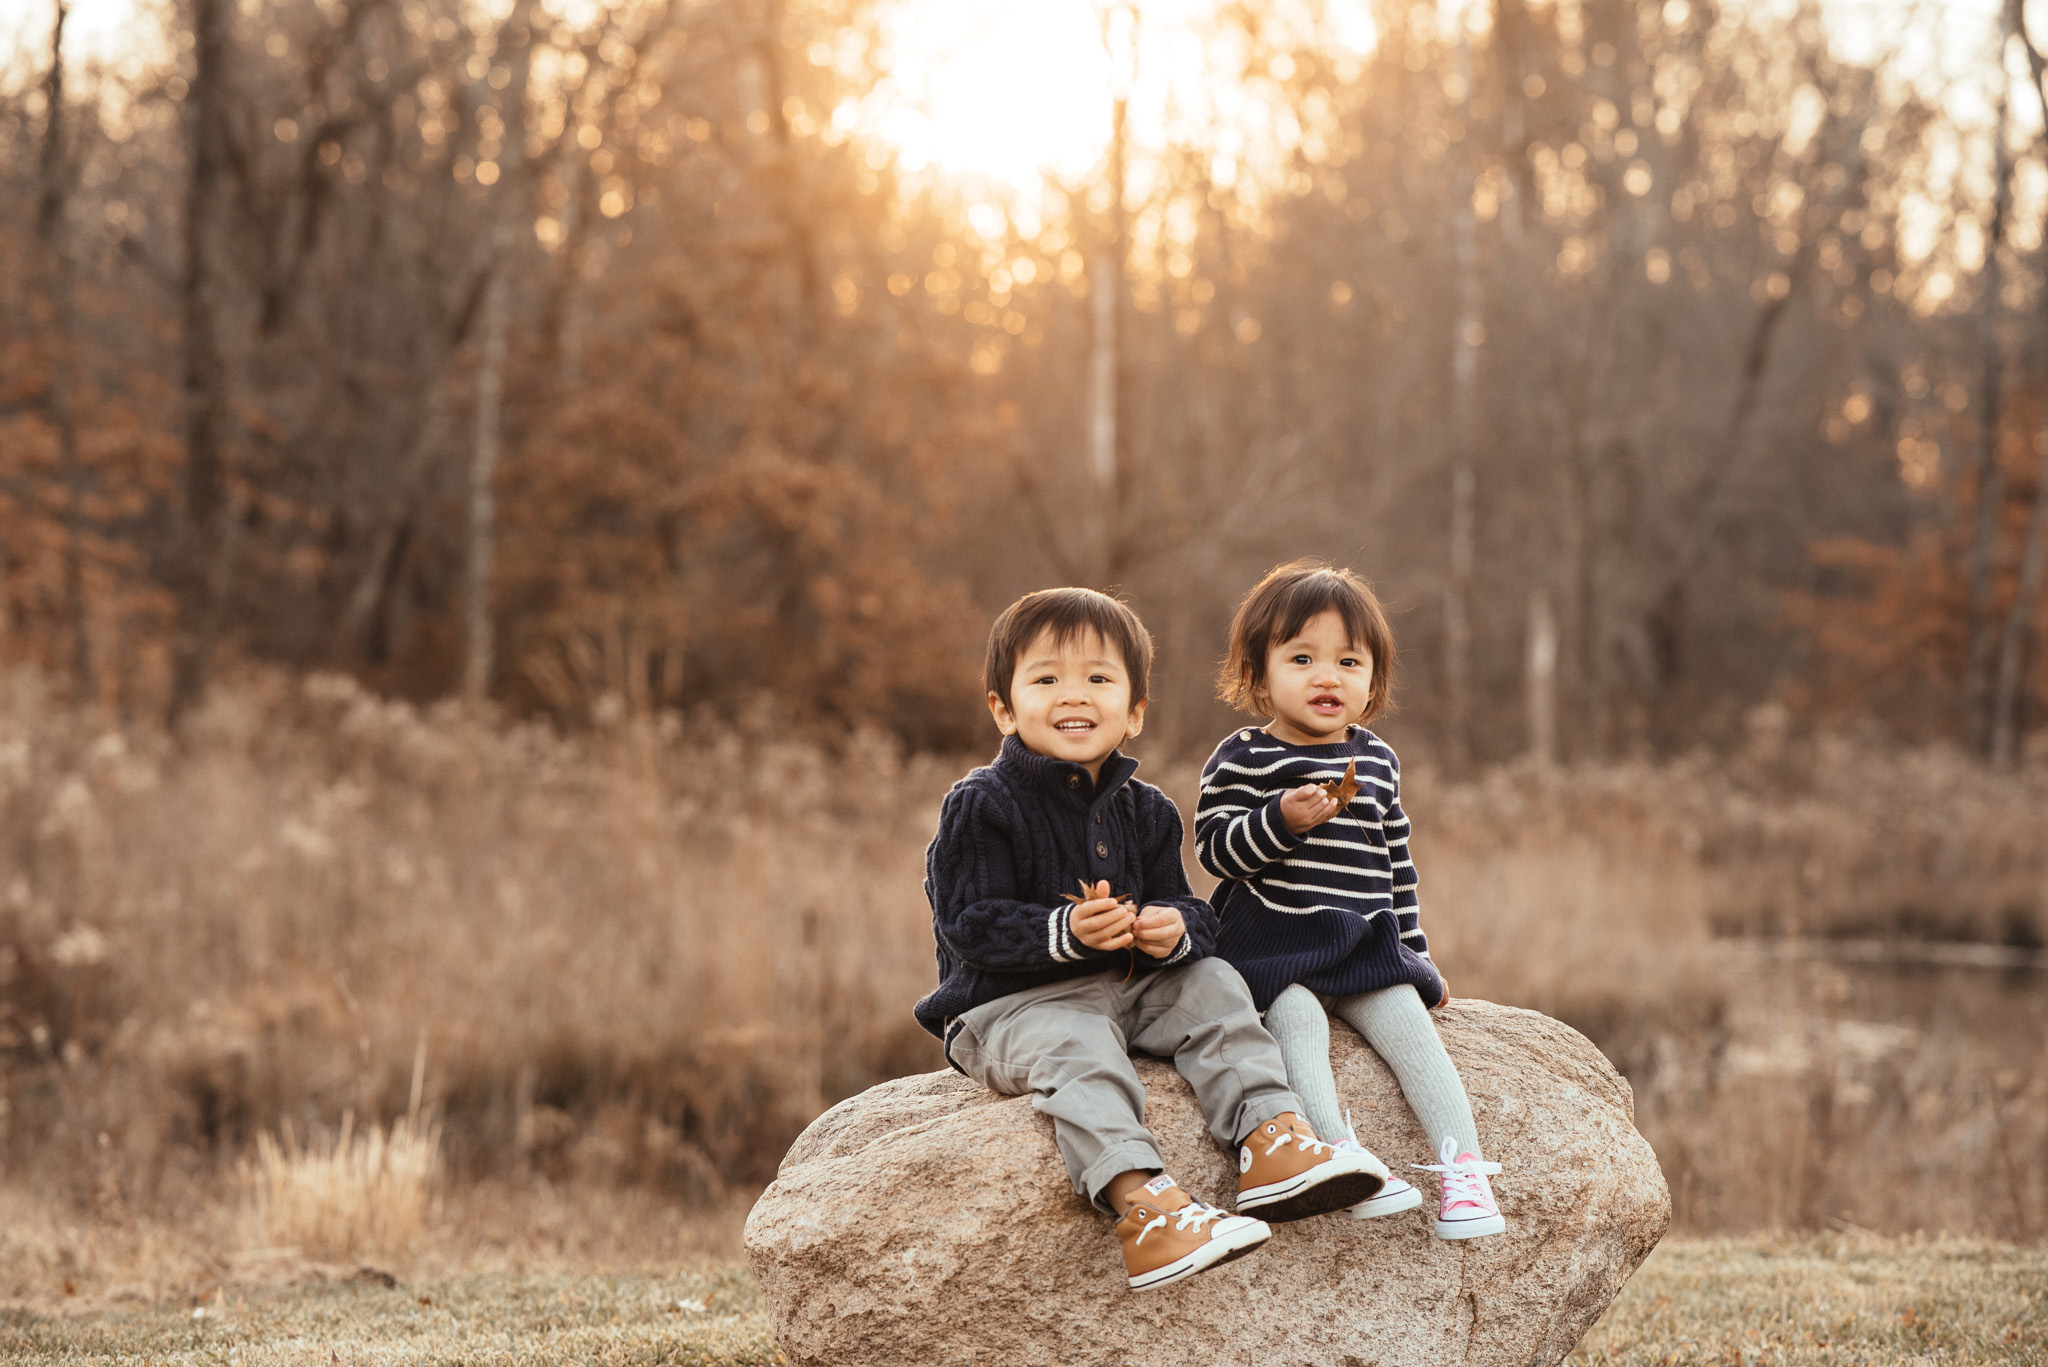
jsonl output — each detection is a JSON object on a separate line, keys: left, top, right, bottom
{"left": 1047, "top": 903, "right": 1112, "bottom": 963}
{"left": 1161, "top": 932, "right": 1194, "bottom": 966}
{"left": 1047, "top": 905, "right": 1077, "bottom": 963}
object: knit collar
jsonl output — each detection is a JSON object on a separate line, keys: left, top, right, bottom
{"left": 995, "top": 733, "right": 1139, "bottom": 803}
{"left": 1254, "top": 722, "right": 1365, "bottom": 752}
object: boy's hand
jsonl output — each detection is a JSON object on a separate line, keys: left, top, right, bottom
{"left": 1280, "top": 783, "right": 1341, "bottom": 834}
{"left": 1070, "top": 881, "right": 1137, "bottom": 951}
{"left": 1132, "top": 905, "right": 1186, "bottom": 958}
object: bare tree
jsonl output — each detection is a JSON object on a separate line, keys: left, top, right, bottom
{"left": 464, "top": 5, "right": 535, "bottom": 705}
{"left": 1442, "top": 4, "right": 1483, "bottom": 772}
{"left": 1962, "top": 9, "right": 2019, "bottom": 755}
{"left": 1090, "top": 2, "right": 1134, "bottom": 576}
{"left": 170, "top": 0, "right": 236, "bottom": 718}
{"left": 1988, "top": 0, "right": 2048, "bottom": 764}
{"left": 34, "top": 0, "right": 94, "bottom": 698}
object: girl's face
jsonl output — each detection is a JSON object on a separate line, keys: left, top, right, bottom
{"left": 1259, "top": 609, "right": 1374, "bottom": 747}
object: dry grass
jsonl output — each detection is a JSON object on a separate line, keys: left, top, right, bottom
{"left": 0, "top": 1174, "right": 752, "bottom": 1307}
{"left": 3, "top": 670, "right": 2047, "bottom": 1291}
{"left": 1570, "top": 1235, "right": 2048, "bottom": 1366}
{"left": 0, "top": 1261, "right": 779, "bottom": 1366}
{"left": 244, "top": 1111, "right": 441, "bottom": 1264}
{"left": 0, "top": 669, "right": 951, "bottom": 1214}
{"left": 0, "top": 1238, "right": 2039, "bottom": 1365}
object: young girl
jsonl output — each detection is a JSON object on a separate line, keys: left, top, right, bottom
{"left": 1195, "top": 560, "right": 1505, "bottom": 1240}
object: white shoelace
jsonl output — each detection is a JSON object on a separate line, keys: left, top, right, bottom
{"left": 1263, "top": 1127, "right": 1333, "bottom": 1159}
{"left": 1133, "top": 1200, "right": 1227, "bottom": 1245}
{"left": 1412, "top": 1136, "right": 1501, "bottom": 1213}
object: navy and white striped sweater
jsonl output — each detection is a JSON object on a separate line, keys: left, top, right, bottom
{"left": 1195, "top": 725, "right": 1444, "bottom": 1012}
{"left": 913, "top": 735, "right": 1212, "bottom": 1042}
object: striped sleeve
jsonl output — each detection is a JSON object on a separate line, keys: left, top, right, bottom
{"left": 1383, "top": 758, "right": 1427, "bottom": 959}
{"left": 1195, "top": 752, "right": 1304, "bottom": 881}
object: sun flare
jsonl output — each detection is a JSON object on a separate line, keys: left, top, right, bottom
{"left": 855, "top": 0, "right": 1380, "bottom": 198}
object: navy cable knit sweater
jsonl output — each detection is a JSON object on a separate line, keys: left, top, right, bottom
{"left": 913, "top": 735, "right": 1216, "bottom": 1042}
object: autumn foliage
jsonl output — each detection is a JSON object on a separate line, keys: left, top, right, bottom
{"left": 0, "top": 0, "right": 2043, "bottom": 759}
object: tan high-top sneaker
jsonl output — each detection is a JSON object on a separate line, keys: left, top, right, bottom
{"left": 1236, "top": 1112, "right": 1385, "bottom": 1222}
{"left": 1114, "top": 1174, "right": 1271, "bottom": 1292}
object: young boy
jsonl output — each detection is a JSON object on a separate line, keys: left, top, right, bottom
{"left": 915, "top": 587, "right": 1385, "bottom": 1292}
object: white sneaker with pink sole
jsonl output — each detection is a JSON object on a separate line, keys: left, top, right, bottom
{"left": 1335, "top": 1112, "right": 1423, "bottom": 1220}
{"left": 1413, "top": 1136, "right": 1505, "bottom": 1239}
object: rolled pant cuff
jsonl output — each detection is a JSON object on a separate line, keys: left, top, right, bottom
{"left": 1236, "top": 1091, "right": 1304, "bottom": 1144}
{"left": 1080, "top": 1142, "right": 1169, "bottom": 1215}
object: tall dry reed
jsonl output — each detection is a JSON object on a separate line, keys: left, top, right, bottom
{"left": 245, "top": 1110, "right": 441, "bottom": 1262}
{"left": 4, "top": 674, "right": 2045, "bottom": 1238}
{"left": 0, "top": 669, "right": 950, "bottom": 1217}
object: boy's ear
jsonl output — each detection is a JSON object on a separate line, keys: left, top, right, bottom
{"left": 1124, "top": 696, "right": 1148, "bottom": 738}
{"left": 987, "top": 691, "right": 1018, "bottom": 735}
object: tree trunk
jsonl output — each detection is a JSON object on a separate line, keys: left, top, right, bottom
{"left": 465, "top": 256, "right": 510, "bottom": 705}
{"left": 463, "top": 8, "right": 532, "bottom": 705}
{"left": 1962, "top": 34, "right": 2016, "bottom": 756}
{"left": 36, "top": 0, "right": 94, "bottom": 701}
{"left": 1089, "top": 4, "right": 1132, "bottom": 579}
{"left": 170, "top": 0, "right": 235, "bottom": 720}
{"left": 1442, "top": 19, "right": 1482, "bottom": 772}
{"left": 1526, "top": 587, "right": 1557, "bottom": 765}
{"left": 1990, "top": 430, "right": 2048, "bottom": 766}
{"left": 1987, "top": 0, "right": 2048, "bottom": 764}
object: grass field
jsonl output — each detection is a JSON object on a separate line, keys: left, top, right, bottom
{"left": 4, "top": 1237, "right": 2042, "bottom": 1365}
{"left": 1570, "top": 1237, "right": 2048, "bottom": 1366}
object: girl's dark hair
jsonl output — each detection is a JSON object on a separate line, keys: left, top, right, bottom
{"left": 985, "top": 588, "right": 1154, "bottom": 711}
{"left": 1218, "top": 560, "right": 1396, "bottom": 722}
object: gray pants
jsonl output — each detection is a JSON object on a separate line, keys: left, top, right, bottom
{"left": 948, "top": 958, "right": 1302, "bottom": 1213}
{"left": 1263, "top": 982, "right": 1482, "bottom": 1161}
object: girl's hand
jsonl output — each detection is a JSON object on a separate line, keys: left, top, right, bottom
{"left": 1070, "top": 881, "right": 1137, "bottom": 951}
{"left": 1131, "top": 905, "right": 1186, "bottom": 959}
{"left": 1430, "top": 978, "right": 1451, "bottom": 1010}
{"left": 1279, "top": 783, "right": 1341, "bottom": 834}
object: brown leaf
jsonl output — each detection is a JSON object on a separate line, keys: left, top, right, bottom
{"left": 1315, "top": 759, "right": 1360, "bottom": 817}
{"left": 1062, "top": 878, "right": 1133, "bottom": 910}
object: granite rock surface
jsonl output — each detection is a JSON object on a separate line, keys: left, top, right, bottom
{"left": 745, "top": 998, "right": 1670, "bottom": 1367}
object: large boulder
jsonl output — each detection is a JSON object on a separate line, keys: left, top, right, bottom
{"left": 745, "top": 999, "right": 1669, "bottom": 1367}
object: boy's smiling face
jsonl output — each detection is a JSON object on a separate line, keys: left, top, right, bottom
{"left": 988, "top": 626, "right": 1146, "bottom": 782}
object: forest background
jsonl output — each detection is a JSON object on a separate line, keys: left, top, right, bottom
{"left": 4, "top": 0, "right": 2048, "bottom": 1298}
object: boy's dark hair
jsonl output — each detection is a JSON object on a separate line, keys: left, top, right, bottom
{"left": 1218, "top": 560, "right": 1396, "bottom": 722}
{"left": 985, "top": 588, "right": 1154, "bottom": 711}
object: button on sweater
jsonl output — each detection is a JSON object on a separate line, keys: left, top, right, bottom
{"left": 913, "top": 734, "right": 1216, "bottom": 1040}
{"left": 1194, "top": 725, "right": 1444, "bottom": 1012}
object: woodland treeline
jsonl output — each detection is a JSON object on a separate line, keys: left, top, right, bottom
{"left": 4, "top": 0, "right": 2048, "bottom": 765}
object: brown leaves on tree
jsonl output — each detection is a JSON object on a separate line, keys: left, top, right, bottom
{"left": 1314, "top": 760, "right": 1360, "bottom": 820}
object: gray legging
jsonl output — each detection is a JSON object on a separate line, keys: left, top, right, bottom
{"left": 1262, "top": 982, "right": 1482, "bottom": 1161}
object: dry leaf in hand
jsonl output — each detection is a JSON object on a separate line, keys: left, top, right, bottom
{"left": 1063, "top": 878, "right": 1132, "bottom": 909}
{"left": 1314, "top": 760, "right": 1360, "bottom": 819}
{"left": 1063, "top": 879, "right": 1137, "bottom": 928}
